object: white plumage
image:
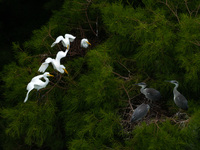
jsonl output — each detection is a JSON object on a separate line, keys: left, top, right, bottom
{"left": 38, "top": 50, "right": 69, "bottom": 74}
{"left": 81, "top": 38, "right": 91, "bottom": 48}
{"left": 24, "top": 72, "right": 54, "bottom": 103}
{"left": 51, "top": 34, "right": 76, "bottom": 49}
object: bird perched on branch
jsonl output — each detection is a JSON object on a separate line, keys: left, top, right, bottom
{"left": 24, "top": 72, "right": 54, "bottom": 103}
{"left": 51, "top": 34, "right": 76, "bottom": 50}
{"left": 165, "top": 80, "right": 188, "bottom": 110}
{"left": 38, "top": 49, "right": 69, "bottom": 74}
{"left": 135, "top": 82, "right": 161, "bottom": 103}
{"left": 131, "top": 103, "right": 150, "bottom": 122}
{"left": 81, "top": 38, "right": 91, "bottom": 48}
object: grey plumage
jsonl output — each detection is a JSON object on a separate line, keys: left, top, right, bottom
{"left": 166, "top": 80, "right": 188, "bottom": 110}
{"left": 131, "top": 103, "right": 150, "bottom": 122}
{"left": 136, "top": 82, "right": 161, "bottom": 102}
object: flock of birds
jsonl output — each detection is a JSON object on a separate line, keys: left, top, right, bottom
{"left": 23, "top": 33, "right": 188, "bottom": 124}
{"left": 24, "top": 34, "right": 91, "bottom": 103}
{"left": 131, "top": 80, "right": 188, "bottom": 123}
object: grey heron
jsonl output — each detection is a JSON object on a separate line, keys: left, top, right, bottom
{"left": 131, "top": 103, "right": 150, "bottom": 122}
{"left": 135, "top": 82, "right": 161, "bottom": 103}
{"left": 165, "top": 80, "right": 188, "bottom": 110}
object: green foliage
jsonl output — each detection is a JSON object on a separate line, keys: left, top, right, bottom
{"left": 61, "top": 46, "right": 123, "bottom": 148}
{"left": 124, "top": 118, "right": 200, "bottom": 150}
{"left": 101, "top": 2, "right": 200, "bottom": 98}
{"left": 1, "top": 102, "right": 56, "bottom": 147}
{"left": 1, "top": 0, "right": 200, "bottom": 149}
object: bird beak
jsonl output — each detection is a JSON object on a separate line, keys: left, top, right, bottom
{"left": 63, "top": 68, "right": 69, "bottom": 74}
{"left": 86, "top": 41, "right": 91, "bottom": 45}
{"left": 164, "top": 80, "right": 170, "bottom": 82}
{"left": 48, "top": 74, "right": 54, "bottom": 77}
{"left": 67, "top": 45, "right": 69, "bottom": 50}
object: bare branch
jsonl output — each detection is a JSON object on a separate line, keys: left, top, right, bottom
{"left": 184, "top": 0, "right": 192, "bottom": 17}
{"left": 117, "top": 61, "right": 131, "bottom": 73}
{"left": 112, "top": 71, "right": 130, "bottom": 80}
{"left": 122, "top": 84, "right": 134, "bottom": 111}
{"left": 195, "top": 5, "right": 200, "bottom": 17}
{"left": 160, "top": 0, "right": 180, "bottom": 23}
{"left": 44, "top": 74, "right": 62, "bottom": 96}
{"left": 84, "top": 0, "right": 98, "bottom": 36}
{"left": 189, "top": 40, "right": 200, "bottom": 46}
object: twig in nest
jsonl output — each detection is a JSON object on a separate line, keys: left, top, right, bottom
{"left": 154, "top": 120, "right": 160, "bottom": 129}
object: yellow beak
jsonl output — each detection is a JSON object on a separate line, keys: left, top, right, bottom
{"left": 63, "top": 68, "right": 69, "bottom": 74}
{"left": 67, "top": 45, "right": 69, "bottom": 50}
{"left": 48, "top": 74, "right": 54, "bottom": 77}
{"left": 86, "top": 41, "right": 91, "bottom": 45}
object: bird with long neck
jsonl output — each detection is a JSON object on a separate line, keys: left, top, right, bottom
{"left": 135, "top": 82, "right": 161, "bottom": 103}
{"left": 165, "top": 80, "right": 188, "bottom": 110}
{"left": 24, "top": 72, "right": 54, "bottom": 103}
{"left": 38, "top": 49, "right": 69, "bottom": 74}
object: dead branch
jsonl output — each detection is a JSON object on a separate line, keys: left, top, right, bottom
{"left": 122, "top": 84, "right": 134, "bottom": 111}
{"left": 160, "top": 0, "right": 180, "bottom": 23}
{"left": 85, "top": 0, "right": 97, "bottom": 36}
{"left": 184, "top": 0, "right": 192, "bottom": 17}
{"left": 112, "top": 71, "right": 130, "bottom": 80}
{"left": 44, "top": 74, "right": 62, "bottom": 97}
{"left": 195, "top": 5, "right": 200, "bottom": 17}
{"left": 117, "top": 61, "right": 131, "bottom": 74}
{"left": 189, "top": 40, "right": 200, "bottom": 46}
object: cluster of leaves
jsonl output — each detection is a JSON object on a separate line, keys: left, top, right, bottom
{"left": 0, "top": 0, "right": 200, "bottom": 149}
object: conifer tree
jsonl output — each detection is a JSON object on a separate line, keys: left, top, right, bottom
{"left": 1, "top": 0, "right": 200, "bottom": 149}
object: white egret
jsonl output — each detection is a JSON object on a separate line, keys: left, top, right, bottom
{"left": 24, "top": 72, "right": 54, "bottom": 103}
{"left": 51, "top": 34, "right": 76, "bottom": 49}
{"left": 81, "top": 38, "right": 91, "bottom": 48}
{"left": 38, "top": 49, "right": 69, "bottom": 74}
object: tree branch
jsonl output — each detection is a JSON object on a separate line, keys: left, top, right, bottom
{"left": 160, "top": 0, "right": 180, "bottom": 23}
{"left": 122, "top": 84, "right": 134, "bottom": 111}
{"left": 112, "top": 71, "right": 129, "bottom": 80}
{"left": 189, "top": 40, "right": 200, "bottom": 46}
{"left": 195, "top": 5, "right": 200, "bottom": 17}
{"left": 85, "top": 0, "right": 98, "bottom": 36}
{"left": 184, "top": 0, "right": 192, "bottom": 17}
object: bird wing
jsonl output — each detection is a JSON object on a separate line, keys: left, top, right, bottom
{"left": 175, "top": 94, "right": 188, "bottom": 110}
{"left": 51, "top": 36, "right": 64, "bottom": 47}
{"left": 131, "top": 104, "right": 149, "bottom": 122}
{"left": 145, "top": 88, "right": 161, "bottom": 101}
{"left": 65, "top": 34, "right": 76, "bottom": 42}
{"left": 30, "top": 74, "right": 43, "bottom": 83}
{"left": 26, "top": 82, "right": 34, "bottom": 91}
{"left": 38, "top": 58, "right": 52, "bottom": 72}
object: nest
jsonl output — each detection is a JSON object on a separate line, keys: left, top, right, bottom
{"left": 119, "top": 94, "right": 190, "bottom": 134}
